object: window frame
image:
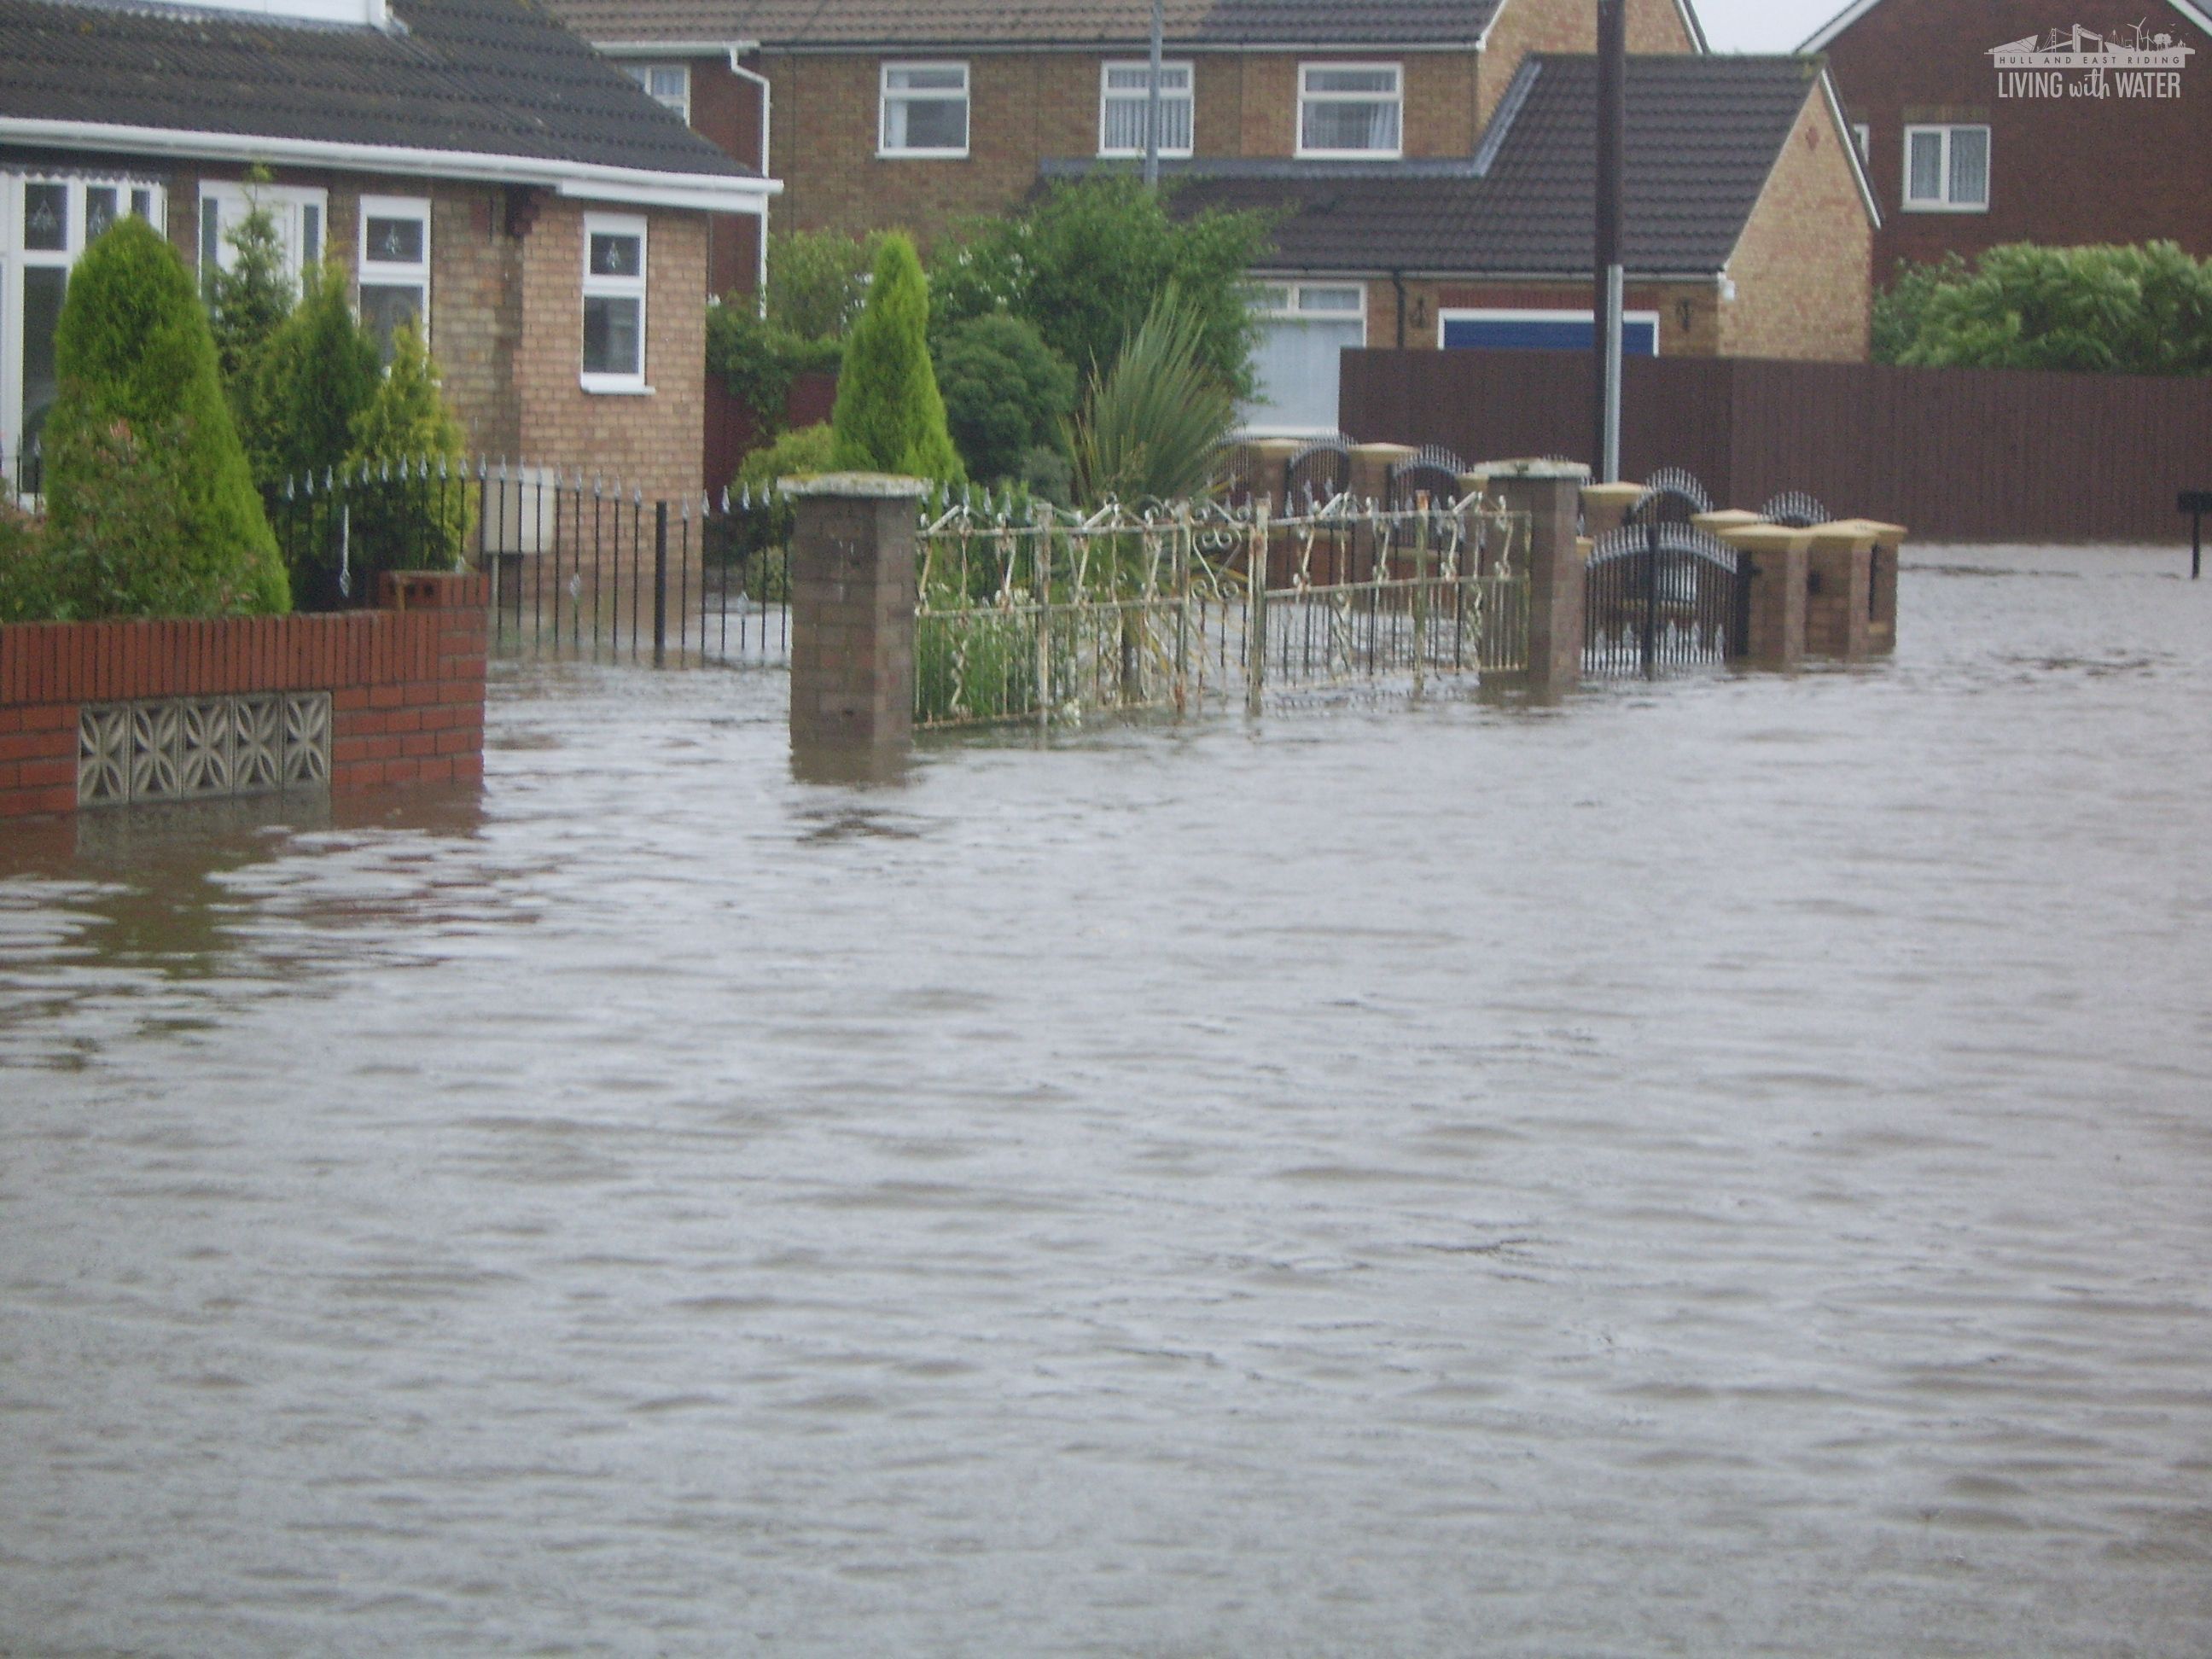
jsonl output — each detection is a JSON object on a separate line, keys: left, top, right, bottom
{"left": 626, "top": 62, "right": 692, "bottom": 123}
{"left": 3, "top": 172, "right": 166, "bottom": 482}
{"left": 580, "top": 210, "right": 650, "bottom": 394}
{"left": 879, "top": 61, "right": 971, "bottom": 159}
{"left": 1240, "top": 280, "right": 1368, "bottom": 439}
{"left": 197, "top": 178, "right": 328, "bottom": 293}
{"left": 1295, "top": 61, "right": 1404, "bottom": 160}
{"left": 1098, "top": 60, "right": 1195, "bottom": 159}
{"left": 358, "top": 194, "right": 432, "bottom": 363}
{"left": 1901, "top": 123, "right": 1990, "bottom": 213}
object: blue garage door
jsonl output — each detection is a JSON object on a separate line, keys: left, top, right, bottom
{"left": 1441, "top": 314, "right": 1659, "bottom": 355}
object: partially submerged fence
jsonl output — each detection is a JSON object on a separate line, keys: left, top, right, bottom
{"left": 265, "top": 460, "right": 790, "bottom": 663}
{"left": 913, "top": 492, "right": 1529, "bottom": 729}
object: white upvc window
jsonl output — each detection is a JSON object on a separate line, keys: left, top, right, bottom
{"left": 197, "top": 178, "right": 328, "bottom": 291}
{"left": 1099, "top": 61, "right": 1194, "bottom": 157}
{"left": 581, "top": 212, "right": 649, "bottom": 393}
{"left": 626, "top": 63, "right": 692, "bottom": 122}
{"left": 1242, "top": 281, "right": 1366, "bottom": 437}
{"left": 1902, "top": 124, "right": 1989, "bottom": 212}
{"left": 1297, "top": 63, "right": 1402, "bottom": 158}
{"left": 2, "top": 172, "right": 165, "bottom": 481}
{"left": 358, "top": 195, "right": 430, "bottom": 364}
{"left": 1853, "top": 123, "right": 1871, "bottom": 164}
{"left": 880, "top": 61, "right": 970, "bottom": 157}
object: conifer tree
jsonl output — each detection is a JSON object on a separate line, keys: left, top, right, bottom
{"left": 204, "top": 177, "right": 293, "bottom": 430}
{"left": 830, "top": 234, "right": 963, "bottom": 485}
{"left": 43, "top": 214, "right": 288, "bottom": 614}
{"left": 345, "top": 317, "right": 474, "bottom": 570}
{"left": 251, "top": 258, "right": 381, "bottom": 489}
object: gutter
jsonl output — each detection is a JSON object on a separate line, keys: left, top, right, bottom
{"left": 0, "top": 118, "right": 782, "bottom": 215}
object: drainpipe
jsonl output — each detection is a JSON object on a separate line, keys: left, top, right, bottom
{"left": 728, "top": 47, "right": 772, "bottom": 315}
{"left": 1392, "top": 271, "right": 1407, "bottom": 349}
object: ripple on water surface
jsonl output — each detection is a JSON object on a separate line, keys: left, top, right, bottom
{"left": 2, "top": 548, "right": 2209, "bottom": 1656}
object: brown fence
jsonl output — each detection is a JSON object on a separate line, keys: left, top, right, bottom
{"left": 703, "top": 370, "right": 840, "bottom": 495}
{"left": 1340, "top": 350, "right": 2212, "bottom": 544}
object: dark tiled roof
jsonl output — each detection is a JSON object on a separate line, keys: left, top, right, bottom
{"left": 1138, "top": 54, "right": 1831, "bottom": 277}
{"left": 546, "top": 0, "right": 1504, "bottom": 49}
{"left": 0, "top": 0, "right": 753, "bottom": 178}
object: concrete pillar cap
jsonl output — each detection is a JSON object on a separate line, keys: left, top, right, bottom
{"left": 1692, "top": 509, "right": 1767, "bottom": 533}
{"left": 1243, "top": 438, "right": 1307, "bottom": 460}
{"left": 1582, "top": 481, "right": 1646, "bottom": 504}
{"left": 1805, "top": 520, "right": 1874, "bottom": 546}
{"left": 1721, "top": 523, "right": 1810, "bottom": 552}
{"left": 1348, "top": 441, "right": 1419, "bottom": 461}
{"left": 782, "top": 473, "right": 933, "bottom": 499}
{"left": 1481, "top": 457, "right": 1592, "bottom": 481}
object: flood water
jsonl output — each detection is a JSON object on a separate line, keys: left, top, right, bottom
{"left": 3, "top": 545, "right": 2209, "bottom": 1656}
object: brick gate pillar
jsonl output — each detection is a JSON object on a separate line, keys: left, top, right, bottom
{"left": 1488, "top": 459, "right": 1592, "bottom": 702}
{"left": 1803, "top": 522, "right": 1874, "bottom": 659}
{"left": 1719, "top": 524, "right": 1808, "bottom": 667}
{"left": 785, "top": 474, "right": 928, "bottom": 766}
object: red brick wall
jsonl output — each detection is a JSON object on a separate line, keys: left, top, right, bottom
{"left": 1820, "top": 0, "right": 2212, "bottom": 266}
{"left": 1405, "top": 279, "right": 1724, "bottom": 354}
{"left": 0, "top": 574, "right": 488, "bottom": 821}
{"left": 1477, "top": 0, "right": 1703, "bottom": 127}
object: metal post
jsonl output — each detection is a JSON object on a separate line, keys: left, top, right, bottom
{"left": 652, "top": 500, "right": 668, "bottom": 664}
{"left": 1412, "top": 492, "right": 1430, "bottom": 699}
{"left": 1144, "top": 0, "right": 1165, "bottom": 189}
{"left": 1247, "top": 500, "right": 1269, "bottom": 714}
{"left": 1642, "top": 509, "right": 1659, "bottom": 677}
{"left": 1593, "top": 0, "right": 1627, "bottom": 484}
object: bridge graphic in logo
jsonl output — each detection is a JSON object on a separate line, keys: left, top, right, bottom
{"left": 1991, "top": 21, "right": 2195, "bottom": 97}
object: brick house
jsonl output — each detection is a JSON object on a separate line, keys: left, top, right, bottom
{"left": 544, "top": 0, "right": 1877, "bottom": 434}
{"left": 1157, "top": 54, "right": 1880, "bottom": 429}
{"left": 1803, "top": 0, "right": 2211, "bottom": 271}
{"left": 0, "top": 0, "right": 779, "bottom": 504}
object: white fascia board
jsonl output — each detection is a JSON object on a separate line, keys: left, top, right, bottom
{"left": 0, "top": 118, "right": 781, "bottom": 212}
{"left": 1820, "top": 67, "right": 1881, "bottom": 228}
{"left": 592, "top": 39, "right": 760, "bottom": 59}
{"left": 1674, "top": 0, "right": 1709, "bottom": 52}
{"left": 771, "top": 38, "right": 1481, "bottom": 54}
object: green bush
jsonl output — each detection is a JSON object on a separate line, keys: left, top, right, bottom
{"left": 0, "top": 498, "right": 58, "bottom": 622}
{"left": 41, "top": 214, "right": 288, "bottom": 615}
{"left": 707, "top": 300, "right": 843, "bottom": 433}
{"left": 1879, "top": 242, "right": 2212, "bottom": 373}
{"left": 928, "top": 176, "right": 1274, "bottom": 399}
{"left": 934, "top": 313, "right": 1076, "bottom": 486}
{"left": 765, "top": 228, "right": 885, "bottom": 340}
{"left": 736, "top": 420, "right": 836, "bottom": 494}
{"left": 250, "top": 258, "right": 381, "bottom": 490}
{"left": 1016, "top": 445, "right": 1074, "bottom": 509}
{"left": 1070, "top": 288, "right": 1238, "bottom": 507}
{"left": 344, "top": 317, "right": 474, "bottom": 572}
{"left": 830, "top": 235, "right": 963, "bottom": 485}
{"left": 717, "top": 421, "right": 835, "bottom": 599}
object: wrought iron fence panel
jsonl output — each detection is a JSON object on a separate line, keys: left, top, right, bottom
{"left": 915, "top": 495, "right": 1528, "bottom": 729}
{"left": 1758, "top": 490, "right": 1829, "bottom": 529}
{"left": 1283, "top": 439, "right": 1353, "bottom": 514}
{"left": 1585, "top": 518, "right": 1748, "bottom": 678}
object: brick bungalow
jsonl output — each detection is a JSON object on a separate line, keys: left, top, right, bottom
{"left": 0, "top": 0, "right": 780, "bottom": 505}
{"left": 1804, "top": 0, "right": 2211, "bottom": 269}
{"left": 1146, "top": 55, "right": 1881, "bottom": 431}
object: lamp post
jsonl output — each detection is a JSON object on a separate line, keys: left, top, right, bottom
{"left": 1144, "top": 0, "right": 1165, "bottom": 189}
{"left": 1592, "top": 0, "right": 1626, "bottom": 482}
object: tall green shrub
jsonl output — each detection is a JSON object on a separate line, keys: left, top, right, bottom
{"left": 830, "top": 234, "right": 964, "bottom": 484}
{"left": 765, "top": 228, "right": 885, "bottom": 339}
{"left": 251, "top": 258, "right": 381, "bottom": 489}
{"left": 345, "top": 317, "right": 474, "bottom": 571}
{"left": 934, "top": 313, "right": 1075, "bottom": 486}
{"left": 205, "top": 180, "right": 293, "bottom": 429}
{"left": 41, "top": 215, "right": 288, "bottom": 615}
{"left": 1070, "top": 288, "right": 1237, "bottom": 507}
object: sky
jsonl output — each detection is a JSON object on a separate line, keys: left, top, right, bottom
{"left": 1693, "top": 0, "right": 1853, "bottom": 52}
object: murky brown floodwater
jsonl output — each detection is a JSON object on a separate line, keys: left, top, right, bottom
{"left": 2, "top": 545, "right": 2209, "bottom": 1656}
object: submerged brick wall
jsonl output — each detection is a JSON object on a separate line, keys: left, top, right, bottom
{"left": 0, "top": 573, "right": 487, "bottom": 822}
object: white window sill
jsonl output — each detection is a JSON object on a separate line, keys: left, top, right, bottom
{"left": 1097, "top": 148, "right": 1194, "bottom": 160}
{"left": 877, "top": 148, "right": 970, "bottom": 160}
{"left": 1901, "top": 200, "right": 1988, "bottom": 213}
{"left": 580, "top": 377, "right": 655, "bottom": 396}
{"left": 1295, "top": 148, "right": 1404, "bottom": 162}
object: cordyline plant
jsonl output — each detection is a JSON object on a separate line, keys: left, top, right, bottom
{"left": 1069, "top": 287, "right": 1237, "bottom": 508}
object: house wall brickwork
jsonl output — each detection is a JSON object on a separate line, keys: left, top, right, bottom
{"left": 1718, "top": 89, "right": 1874, "bottom": 362}
{"left": 163, "top": 165, "right": 708, "bottom": 501}
{"left": 1819, "top": 0, "right": 2212, "bottom": 266}
{"left": 1382, "top": 279, "right": 1723, "bottom": 355}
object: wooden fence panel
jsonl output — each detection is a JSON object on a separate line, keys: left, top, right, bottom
{"left": 1341, "top": 349, "right": 2212, "bottom": 542}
